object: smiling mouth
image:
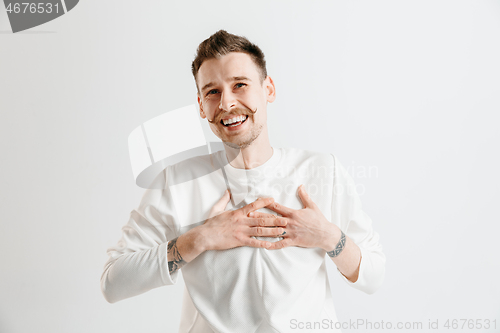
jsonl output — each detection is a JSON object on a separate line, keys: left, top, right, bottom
{"left": 220, "top": 115, "right": 249, "bottom": 127}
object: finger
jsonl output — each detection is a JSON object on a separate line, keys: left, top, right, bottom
{"left": 240, "top": 197, "right": 275, "bottom": 216}
{"left": 244, "top": 238, "right": 273, "bottom": 249}
{"left": 247, "top": 211, "right": 279, "bottom": 218}
{"left": 209, "top": 189, "right": 231, "bottom": 218}
{"left": 246, "top": 217, "right": 288, "bottom": 227}
{"left": 266, "top": 238, "right": 293, "bottom": 250}
{"left": 297, "top": 184, "right": 316, "bottom": 209}
{"left": 248, "top": 227, "right": 286, "bottom": 237}
{"left": 265, "top": 201, "right": 294, "bottom": 217}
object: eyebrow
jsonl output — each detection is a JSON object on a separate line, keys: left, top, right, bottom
{"left": 201, "top": 76, "right": 252, "bottom": 93}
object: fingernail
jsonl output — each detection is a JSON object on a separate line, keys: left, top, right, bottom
{"left": 281, "top": 231, "right": 286, "bottom": 235}
{"left": 248, "top": 212, "right": 254, "bottom": 217}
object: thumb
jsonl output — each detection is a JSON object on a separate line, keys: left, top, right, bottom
{"left": 297, "top": 185, "right": 315, "bottom": 209}
{"left": 209, "top": 189, "right": 231, "bottom": 218}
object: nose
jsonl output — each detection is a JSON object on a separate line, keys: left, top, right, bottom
{"left": 219, "top": 89, "right": 237, "bottom": 112}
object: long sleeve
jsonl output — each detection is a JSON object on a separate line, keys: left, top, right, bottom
{"left": 330, "top": 154, "right": 386, "bottom": 294}
{"left": 100, "top": 167, "right": 179, "bottom": 303}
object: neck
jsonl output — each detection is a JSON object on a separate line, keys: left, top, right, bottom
{"left": 223, "top": 129, "right": 273, "bottom": 169}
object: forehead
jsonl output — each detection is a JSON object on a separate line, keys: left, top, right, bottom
{"left": 197, "top": 52, "right": 260, "bottom": 88}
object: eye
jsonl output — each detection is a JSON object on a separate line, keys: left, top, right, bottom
{"left": 235, "top": 83, "right": 246, "bottom": 89}
{"left": 206, "top": 89, "right": 219, "bottom": 96}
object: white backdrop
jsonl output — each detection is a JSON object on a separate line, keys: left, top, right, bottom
{"left": 1, "top": 1, "right": 499, "bottom": 332}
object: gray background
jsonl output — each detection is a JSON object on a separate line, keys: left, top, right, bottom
{"left": 1, "top": 0, "right": 499, "bottom": 332}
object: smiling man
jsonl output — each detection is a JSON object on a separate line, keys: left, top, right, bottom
{"left": 101, "top": 30, "right": 385, "bottom": 333}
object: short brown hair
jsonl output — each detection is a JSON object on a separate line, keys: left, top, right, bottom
{"left": 191, "top": 30, "right": 267, "bottom": 87}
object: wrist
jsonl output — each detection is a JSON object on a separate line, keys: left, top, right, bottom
{"left": 321, "top": 223, "right": 342, "bottom": 252}
{"left": 177, "top": 227, "right": 206, "bottom": 262}
{"left": 191, "top": 224, "right": 209, "bottom": 253}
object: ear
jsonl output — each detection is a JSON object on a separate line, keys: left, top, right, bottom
{"left": 197, "top": 94, "right": 206, "bottom": 119}
{"left": 264, "top": 76, "right": 276, "bottom": 103}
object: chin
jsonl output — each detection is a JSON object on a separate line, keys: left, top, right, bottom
{"left": 219, "top": 123, "right": 263, "bottom": 149}
{"left": 223, "top": 137, "right": 257, "bottom": 149}
{"left": 222, "top": 140, "right": 245, "bottom": 149}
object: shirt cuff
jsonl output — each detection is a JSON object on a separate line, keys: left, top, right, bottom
{"left": 337, "top": 246, "right": 385, "bottom": 294}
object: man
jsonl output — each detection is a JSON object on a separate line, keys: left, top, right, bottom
{"left": 101, "top": 30, "right": 385, "bottom": 332}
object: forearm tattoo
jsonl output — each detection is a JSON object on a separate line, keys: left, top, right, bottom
{"left": 167, "top": 237, "right": 186, "bottom": 275}
{"left": 327, "top": 230, "right": 346, "bottom": 258}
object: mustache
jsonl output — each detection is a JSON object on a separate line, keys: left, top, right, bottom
{"left": 208, "top": 105, "right": 257, "bottom": 124}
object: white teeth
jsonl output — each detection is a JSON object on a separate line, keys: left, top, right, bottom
{"left": 222, "top": 115, "right": 247, "bottom": 125}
